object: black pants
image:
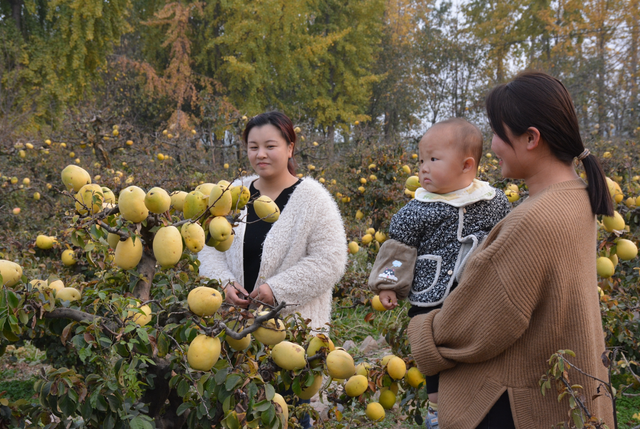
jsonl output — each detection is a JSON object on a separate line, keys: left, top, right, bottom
{"left": 475, "top": 391, "right": 515, "bottom": 429}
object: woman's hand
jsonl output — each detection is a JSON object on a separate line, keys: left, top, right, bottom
{"left": 225, "top": 282, "right": 250, "bottom": 308}
{"left": 249, "top": 283, "right": 275, "bottom": 306}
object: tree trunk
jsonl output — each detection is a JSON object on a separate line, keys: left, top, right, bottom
{"left": 10, "top": 0, "right": 23, "bottom": 32}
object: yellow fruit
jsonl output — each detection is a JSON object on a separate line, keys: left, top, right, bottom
{"left": 61, "top": 165, "right": 91, "bottom": 192}
{"left": 326, "top": 349, "right": 356, "bottom": 379}
{"left": 254, "top": 196, "right": 280, "bottom": 222}
{"left": 505, "top": 189, "right": 520, "bottom": 203}
{"left": 145, "top": 187, "right": 172, "bottom": 214}
{"left": 401, "top": 165, "right": 411, "bottom": 174}
{"left": 253, "top": 313, "right": 286, "bottom": 346}
{"left": 606, "top": 177, "right": 624, "bottom": 204}
{"left": 214, "top": 234, "right": 234, "bottom": 252}
{"left": 61, "top": 249, "right": 77, "bottom": 266}
{"left": 616, "top": 239, "right": 638, "bottom": 260}
{"left": 224, "top": 321, "right": 252, "bottom": 351}
{"left": 405, "top": 176, "right": 421, "bottom": 192}
{"left": 372, "top": 295, "right": 387, "bottom": 312}
{"left": 609, "top": 253, "right": 619, "bottom": 267}
{"left": 603, "top": 151, "right": 612, "bottom": 158}
{"left": 297, "top": 374, "right": 323, "bottom": 400}
{"left": 405, "top": 367, "right": 425, "bottom": 388}
{"left": 319, "top": 177, "right": 325, "bottom": 183}
{"left": 48, "top": 280, "right": 64, "bottom": 293}
{"left": 126, "top": 140, "right": 133, "bottom": 146}
{"left": 358, "top": 186, "right": 365, "bottom": 193}
{"left": 345, "top": 375, "right": 368, "bottom": 397}
{"left": 379, "top": 389, "right": 396, "bottom": 409}
{"left": 602, "top": 211, "right": 625, "bottom": 232}
{"left": 355, "top": 210, "right": 364, "bottom": 220}
{"left": 187, "top": 335, "right": 221, "bottom": 371}
{"left": 360, "top": 178, "right": 367, "bottom": 185}
{"left": 272, "top": 393, "right": 288, "bottom": 428}
{"left": 387, "top": 356, "right": 406, "bottom": 380}
{"left": 188, "top": 287, "right": 223, "bottom": 316}
{"left": 181, "top": 222, "right": 206, "bottom": 253}
{"left": 381, "top": 355, "right": 395, "bottom": 367}
{"left": 356, "top": 362, "right": 371, "bottom": 377}
{"left": 30, "top": 279, "right": 48, "bottom": 291}
{"left": 625, "top": 197, "right": 636, "bottom": 208}
{"left": 596, "top": 257, "right": 615, "bottom": 278}
{"left": 75, "top": 184, "right": 104, "bottom": 215}
{"left": 348, "top": 241, "right": 359, "bottom": 254}
{"left": 230, "top": 185, "right": 250, "bottom": 210}
{"left": 10, "top": 177, "right": 18, "bottom": 184}
{"left": 22, "top": 178, "right": 30, "bottom": 186}
{"left": 128, "top": 304, "right": 152, "bottom": 326}
{"left": 157, "top": 153, "right": 165, "bottom": 161}
{"left": 361, "top": 234, "right": 373, "bottom": 245}
{"left": 36, "top": 235, "right": 55, "bottom": 250}
{"left": 107, "top": 233, "right": 120, "bottom": 249}
{"left": 170, "top": 191, "right": 188, "bottom": 212}
{"left": 369, "top": 175, "right": 377, "bottom": 181}
{"left": 208, "top": 184, "right": 233, "bottom": 216}
{"left": 306, "top": 334, "right": 335, "bottom": 365}
{"left": 374, "top": 231, "right": 387, "bottom": 243}
{"left": 271, "top": 341, "right": 307, "bottom": 371}
{"left": 57, "top": 287, "right": 81, "bottom": 302}
{"left": 209, "top": 216, "right": 232, "bottom": 243}
{"left": 366, "top": 227, "right": 375, "bottom": 235}
{"left": 102, "top": 187, "right": 116, "bottom": 204}
{"left": 308, "top": 164, "right": 316, "bottom": 171}
{"left": 119, "top": 186, "right": 149, "bottom": 223}
{"left": 183, "top": 190, "right": 208, "bottom": 220}
{"left": 0, "top": 260, "right": 23, "bottom": 287}
{"left": 365, "top": 402, "right": 385, "bottom": 421}
{"left": 115, "top": 237, "right": 143, "bottom": 270}
{"left": 153, "top": 226, "right": 183, "bottom": 267}
{"left": 19, "top": 149, "right": 26, "bottom": 158}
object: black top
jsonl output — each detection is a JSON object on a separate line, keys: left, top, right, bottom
{"left": 243, "top": 179, "right": 302, "bottom": 293}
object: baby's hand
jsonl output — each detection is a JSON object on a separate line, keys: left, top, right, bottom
{"left": 379, "top": 290, "right": 398, "bottom": 310}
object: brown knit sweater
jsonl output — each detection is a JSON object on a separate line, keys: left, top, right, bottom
{"left": 407, "top": 179, "right": 614, "bottom": 428}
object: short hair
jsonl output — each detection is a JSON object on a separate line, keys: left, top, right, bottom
{"left": 430, "top": 118, "right": 483, "bottom": 166}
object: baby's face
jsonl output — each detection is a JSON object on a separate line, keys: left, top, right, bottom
{"left": 418, "top": 127, "right": 472, "bottom": 194}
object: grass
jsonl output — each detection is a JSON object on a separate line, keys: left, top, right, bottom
{"left": 0, "top": 341, "right": 45, "bottom": 402}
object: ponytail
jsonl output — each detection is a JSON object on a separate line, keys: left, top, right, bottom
{"left": 581, "top": 154, "right": 614, "bottom": 216}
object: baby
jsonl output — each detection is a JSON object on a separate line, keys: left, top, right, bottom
{"left": 369, "top": 118, "right": 511, "bottom": 428}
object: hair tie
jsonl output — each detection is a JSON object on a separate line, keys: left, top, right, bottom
{"left": 577, "top": 148, "right": 590, "bottom": 161}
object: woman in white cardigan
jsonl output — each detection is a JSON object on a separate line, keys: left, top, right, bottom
{"left": 198, "top": 112, "right": 348, "bottom": 332}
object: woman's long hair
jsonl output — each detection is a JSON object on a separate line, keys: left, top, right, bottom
{"left": 486, "top": 71, "right": 613, "bottom": 216}
{"left": 242, "top": 112, "right": 297, "bottom": 176}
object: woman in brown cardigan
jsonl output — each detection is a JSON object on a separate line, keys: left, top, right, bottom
{"left": 407, "top": 71, "right": 615, "bottom": 428}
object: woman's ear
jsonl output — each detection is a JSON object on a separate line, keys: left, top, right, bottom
{"left": 287, "top": 142, "right": 294, "bottom": 159}
{"left": 525, "top": 127, "right": 541, "bottom": 151}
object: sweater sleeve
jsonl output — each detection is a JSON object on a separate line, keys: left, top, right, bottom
{"left": 265, "top": 190, "right": 347, "bottom": 307}
{"left": 197, "top": 244, "right": 236, "bottom": 286}
{"left": 407, "top": 212, "right": 545, "bottom": 376}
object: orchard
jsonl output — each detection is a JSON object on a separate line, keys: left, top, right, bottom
{"left": 1, "top": 122, "right": 640, "bottom": 428}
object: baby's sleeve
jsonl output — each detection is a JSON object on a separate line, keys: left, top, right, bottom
{"left": 388, "top": 200, "right": 433, "bottom": 248}
{"left": 368, "top": 239, "right": 417, "bottom": 299}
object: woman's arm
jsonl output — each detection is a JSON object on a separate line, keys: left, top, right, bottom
{"left": 197, "top": 244, "right": 237, "bottom": 285}
{"left": 407, "top": 212, "right": 545, "bottom": 376}
{"left": 264, "top": 189, "right": 347, "bottom": 306}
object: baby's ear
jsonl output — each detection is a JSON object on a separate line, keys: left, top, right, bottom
{"left": 462, "top": 156, "right": 476, "bottom": 173}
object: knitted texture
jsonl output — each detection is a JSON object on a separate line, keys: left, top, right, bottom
{"left": 407, "top": 179, "right": 614, "bottom": 428}
{"left": 198, "top": 176, "right": 348, "bottom": 331}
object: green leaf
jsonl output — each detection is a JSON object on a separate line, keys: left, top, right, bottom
{"left": 130, "top": 416, "right": 154, "bottom": 429}
{"left": 157, "top": 332, "right": 170, "bottom": 357}
{"left": 7, "top": 291, "right": 19, "bottom": 309}
{"left": 177, "top": 379, "right": 190, "bottom": 397}
{"left": 176, "top": 402, "right": 191, "bottom": 416}
{"left": 137, "top": 327, "right": 149, "bottom": 344}
{"left": 225, "top": 374, "right": 242, "bottom": 391}
{"left": 264, "top": 384, "right": 275, "bottom": 401}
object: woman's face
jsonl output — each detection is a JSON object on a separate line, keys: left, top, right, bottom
{"left": 491, "top": 126, "right": 529, "bottom": 179}
{"left": 246, "top": 124, "right": 293, "bottom": 179}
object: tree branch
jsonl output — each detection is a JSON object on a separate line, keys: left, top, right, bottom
{"left": 44, "top": 308, "right": 98, "bottom": 323}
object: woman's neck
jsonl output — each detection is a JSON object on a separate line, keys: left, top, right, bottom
{"left": 254, "top": 173, "right": 299, "bottom": 200}
{"left": 524, "top": 157, "right": 579, "bottom": 197}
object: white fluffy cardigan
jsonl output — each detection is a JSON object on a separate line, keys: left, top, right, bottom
{"left": 198, "top": 176, "right": 348, "bottom": 331}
